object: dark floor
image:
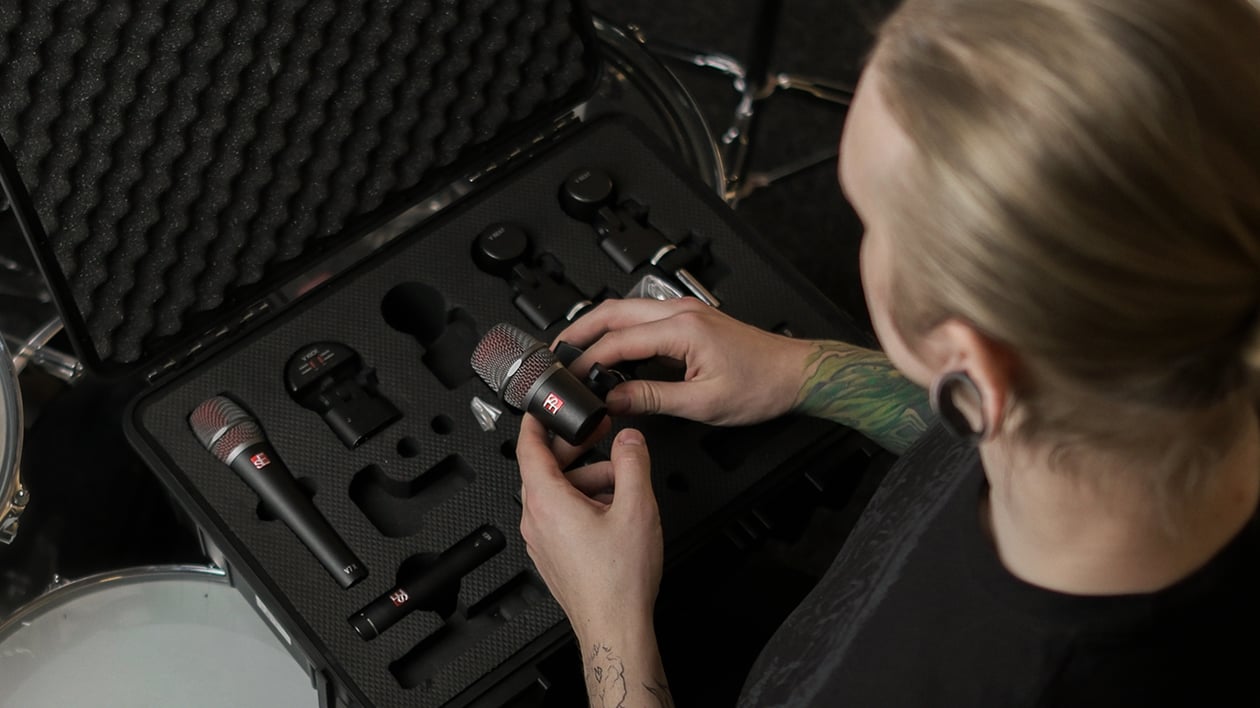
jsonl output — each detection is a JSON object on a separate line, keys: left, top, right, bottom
{"left": 0, "top": 1, "right": 901, "bottom": 705}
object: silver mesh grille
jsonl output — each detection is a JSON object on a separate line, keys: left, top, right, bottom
{"left": 189, "top": 396, "right": 263, "bottom": 461}
{"left": 502, "top": 347, "right": 556, "bottom": 409}
{"left": 210, "top": 420, "right": 264, "bottom": 462}
{"left": 471, "top": 323, "right": 557, "bottom": 409}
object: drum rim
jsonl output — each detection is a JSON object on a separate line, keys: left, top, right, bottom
{"left": 0, "top": 564, "right": 227, "bottom": 637}
{"left": 0, "top": 332, "right": 23, "bottom": 544}
{"left": 587, "top": 16, "right": 726, "bottom": 196}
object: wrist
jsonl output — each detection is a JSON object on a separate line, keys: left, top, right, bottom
{"left": 572, "top": 607, "right": 656, "bottom": 652}
{"left": 789, "top": 339, "right": 856, "bottom": 415}
{"left": 575, "top": 616, "right": 668, "bottom": 708}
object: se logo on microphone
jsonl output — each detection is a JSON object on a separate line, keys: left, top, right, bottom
{"left": 250, "top": 452, "right": 271, "bottom": 469}
{"left": 542, "top": 392, "right": 565, "bottom": 415}
{"left": 390, "top": 589, "right": 410, "bottom": 607}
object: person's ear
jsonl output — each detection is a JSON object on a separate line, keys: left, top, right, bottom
{"left": 923, "top": 319, "right": 1017, "bottom": 441}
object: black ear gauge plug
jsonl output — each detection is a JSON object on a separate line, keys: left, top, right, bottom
{"left": 285, "top": 342, "right": 402, "bottom": 448}
{"left": 558, "top": 167, "right": 721, "bottom": 308}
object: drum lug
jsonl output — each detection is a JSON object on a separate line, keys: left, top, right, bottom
{"left": 0, "top": 477, "right": 27, "bottom": 545}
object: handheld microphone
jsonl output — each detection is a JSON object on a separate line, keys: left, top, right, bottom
{"left": 470, "top": 323, "right": 607, "bottom": 445}
{"left": 349, "top": 524, "right": 506, "bottom": 640}
{"left": 188, "top": 395, "right": 368, "bottom": 589}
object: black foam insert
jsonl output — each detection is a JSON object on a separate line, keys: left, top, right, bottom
{"left": 127, "top": 118, "right": 864, "bottom": 707}
{"left": 0, "top": 0, "right": 595, "bottom": 371}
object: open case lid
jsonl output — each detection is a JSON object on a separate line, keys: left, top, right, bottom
{"left": 0, "top": 0, "right": 600, "bottom": 378}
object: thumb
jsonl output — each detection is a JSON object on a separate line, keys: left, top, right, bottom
{"left": 608, "top": 427, "right": 654, "bottom": 505}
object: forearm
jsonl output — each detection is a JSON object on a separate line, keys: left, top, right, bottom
{"left": 792, "top": 340, "right": 932, "bottom": 455}
{"left": 578, "top": 622, "right": 673, "bottom": 708}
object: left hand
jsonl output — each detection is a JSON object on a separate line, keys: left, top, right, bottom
{"left": 516, "top": 414, "right": 664, "bottom": 644}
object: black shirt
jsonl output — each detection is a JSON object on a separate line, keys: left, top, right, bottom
{"left": 740, "top": 424, "right": 1260, "bottom": 707}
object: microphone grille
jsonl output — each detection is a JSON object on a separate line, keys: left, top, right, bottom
{"left": 189, "top": 395, "right": 263, "bottom": 461}
{"left": 503, "top": 346, "right": 557, "bottom": 409}
{"left": 208, "top": 419, "right": 265, "bottom": 462}
{"left": 470, "top": 323, "right": 558, "bottom": 409}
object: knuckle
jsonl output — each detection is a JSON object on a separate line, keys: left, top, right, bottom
{"left": 639, "top": 384, "right": 662, "bottom": 414}
{"left": 671, "top": 309, "right": 708, "bottom": 330}
{"left": 677, "top": 297, "right": 708, "bottom": 314}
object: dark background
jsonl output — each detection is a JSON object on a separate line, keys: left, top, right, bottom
{"left": 0, "top": 1, "right": 902, "bottom": 705}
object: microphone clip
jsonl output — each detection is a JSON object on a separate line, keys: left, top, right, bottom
{"left": 285, "top": 341, "right": 402, "bottom": 449}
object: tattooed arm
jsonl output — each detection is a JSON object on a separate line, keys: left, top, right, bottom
{"left": 553, "top": 299, "right": 930, "bottom": 453}
{"left": 517, "top": 414, "right": 672, "bottom": 707}
{"left": 582, "top": 630, "right": 674, "bottom": 708}
{"left": 792, "top": 341, "right": 932, "bottom": 455}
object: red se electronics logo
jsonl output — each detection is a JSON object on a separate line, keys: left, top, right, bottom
{"left": 250, "top": 452, "right": 271, "bottom": 469}
{"left": 390, "top": 589, "right": 410, "bottom": 607}
{"left": 542, "top": 392, "right": 565, "bottom": 415}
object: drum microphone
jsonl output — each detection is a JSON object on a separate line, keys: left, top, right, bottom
{"left": 188, "top": 395, "right": 368, "bottom": 589}
{"left": 470, "top": 323, "right": 607, "bottom": 445}
{"left": 349, "top": 524, "right": 506, "bottom": 640}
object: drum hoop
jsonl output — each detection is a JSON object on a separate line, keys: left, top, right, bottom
{"left": 586, "top": 17, "right": 726, "bottom": 196}
{"left": 0, "top": 331, "right": 23, "bottom": 545}
{"left": 0, "top": 564, "right": 228, "bottom": 635}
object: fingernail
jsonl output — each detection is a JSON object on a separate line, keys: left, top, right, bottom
{"left": 606, "top": 391, "right": 630, "bottom": 414}
{"left": 617, "top": 429, "right": 644, "bottom": 446}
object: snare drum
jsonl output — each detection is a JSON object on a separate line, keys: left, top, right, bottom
{"left": 0, "top": 316, "right": 82, "bottom": 547}
{"left": 0, "top": 565, "right": 316, "bottom": 707}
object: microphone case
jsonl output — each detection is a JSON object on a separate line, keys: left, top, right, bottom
{"left": 0, "top": 1, "right": 874, "bottom": 705}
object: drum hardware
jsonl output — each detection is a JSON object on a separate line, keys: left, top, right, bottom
{"left": 584, "top": 17, "right": 725, "bottom": 196}
{"left": 729, "top": 146, "right": 840, "bottom": 201}
{"left": 631, "top": 0, "right": 854, "bottom": 205}
{"left": 0, "top": 332, "right": 24, "bottom": 545}
{"left": 9, "top": 318, "right": 82, "bottom": 383}
{"left": 0, "top": 485, "right": 27, "bottom": 545}
{"left": 1, "top": 317, "right": 82, "bottom": 545}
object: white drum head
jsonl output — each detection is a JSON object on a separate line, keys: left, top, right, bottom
{"left": 0, "top": 567, "right": 315, "bottom": 708}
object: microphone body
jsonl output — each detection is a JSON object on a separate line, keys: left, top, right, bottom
{"left": 350, "top": 525, "right": 506, "bottom": 640}
{"left": 189, "top": 396, "right": 368, "bottom": 589}
{"left": 471, "top": 323, "right": 607, "bottom": 445}
{"left": 521, "top": 360, "right": 608, "bottom": 443}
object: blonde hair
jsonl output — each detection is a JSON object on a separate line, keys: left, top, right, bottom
{"left": 872, "top": 0, "right": 1260, "bottom": 478}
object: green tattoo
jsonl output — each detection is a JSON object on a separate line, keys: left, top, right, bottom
{"left": 792, "top": 342, "right": 933, "bottom": 454}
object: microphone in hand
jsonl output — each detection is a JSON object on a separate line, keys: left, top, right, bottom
{"left": 470, "top": 323, "right": 607, "bottom": 445}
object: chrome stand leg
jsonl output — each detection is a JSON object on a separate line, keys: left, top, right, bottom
{"left": 10, "top": 318, "right": 82, "bottom": 382}
{"left": 636, "top": 3, "right": 854, "bottom": 205}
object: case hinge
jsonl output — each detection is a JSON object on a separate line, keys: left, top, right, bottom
{"left": 466, "top": 112, "right": 581, "bottom": 185}
{"left": 144, "top": 299, "right": 275, "bottom": 385}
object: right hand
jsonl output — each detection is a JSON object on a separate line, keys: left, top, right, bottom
{"left": 556, "top": 297, "right": 816, "bottom": 426}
